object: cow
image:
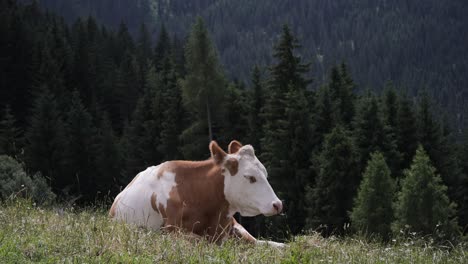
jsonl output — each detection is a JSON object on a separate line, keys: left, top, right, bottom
{"left": 109, "top": 140, "right": 285, "bottom": 247}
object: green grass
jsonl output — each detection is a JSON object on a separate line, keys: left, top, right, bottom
{"left": 0, "top": 200, "right": 466, "bottom": 263}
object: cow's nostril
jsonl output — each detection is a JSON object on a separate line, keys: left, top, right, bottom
{"left": 272, "top": 201, "right": 283, "bottom": 214}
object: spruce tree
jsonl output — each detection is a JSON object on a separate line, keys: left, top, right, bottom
{"left": 396, "top": 93, "right": 418, "bottom": 170}
{"left": 221, "top": 81, "right": 249, "bottom": 145}
{"left": 122, "top": 66, "right": 163, "bottom": 180}
{"left": 116, "top": 52, "right": 140, "bottom": 122}
{"left": 306, "top": 125, "right": 360, "bottom": 235}
{"left": 353, "top": 94, "right": 385, "bottom": 170}
{"left": 136, "top": 22, "right": 153, "bottom": 91}
{"left": 64, "top": 91, "right": 96, "bottom": 199}
{"left": 25, "top": 87, "right": 67, "bottom": 192}
{"left": 438, "top": 118, "right": 467, "bottom": 232}
{"left": 0, "top": 105, "right": 23, "bottom": 158}
{"left": 268, "top": 25, "right": 310, "bottom": 93}
{"left": 283, "top": 84, "right": 312, "bottom": 233}
{"left": 393, "top": 145, "right": 458, "bottom": 237}
{"left": 415, "top": 93, "right": 462, "bottom": 214}
{"left": 350, "top": 152, "right": 395, "bottom": 239}
{"left": 116, "top": 21, "right": 134, "bottom": 57}
{"left": 382, "top": 84, "right": 399, "bottom": 131}
{"left": 180, "top": 17, "right": 226, "bottom": 159}
{"left": 247, "top": 66, "right": 264, "bottom": 150}
{"left": 382, "top": 87, "right": 403, "bottom": 176}
{"left": 261, "top": 24, "right": 310, "bottom": 168}
{"left": 159, "top": 54, "right": 184, "bottom": 161}
{"left": 458, "top": 131, "right": 468, "bottom": 232}
{"left": 311, "top": 85, "right": 337, "bottom": 149}
{"left": 353, "top": 94, "right": 400, "bottom": 175}
{"left": 154, "top": 24, "right": 171, "bottom": 71}
{"left": 328, "top": 64, "right": 355, "bottom": 127}
{"left": 338, "top": 63, "right": 356, "bottom": 125}
{"left": 261, "top": 25, "right": 311, "bottom": 236}
{"left": 95, "top": 112, "right": 122, "bottom": 197}
{"left": 417, "top": 92, "right": 443, "bottom": 168}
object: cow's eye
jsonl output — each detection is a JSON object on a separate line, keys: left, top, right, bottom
{"left": 244, "top": 175, "right": 256, "bottom": 183}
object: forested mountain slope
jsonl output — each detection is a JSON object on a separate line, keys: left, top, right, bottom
{"left": 33, "top": 0, "right": 468, "bottom": 131}
{"left": 2, "top": 0, "right": 468, "bottom": 239}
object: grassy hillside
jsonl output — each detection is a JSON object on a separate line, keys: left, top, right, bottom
{"left": 0, "top": 200, "right": 466, "bottom": 263}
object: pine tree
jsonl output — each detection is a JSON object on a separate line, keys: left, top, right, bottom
{"left": 353, "top": 94, "right": 385, "bottom": 170}
{"left": 338, "top": 63, "right": 356, "bottom": 125}
{"left": 122, "top": 66, "right": 163, "bottom": 180}
{"left": 282, "top": 84, "right": 312, "bottom": 233}
{"left": 382, "top": 86, "right": 403, "bottom": 176}
{"left": 353, "top": 93, "right": 400, "bottom": 175}
{"left": 180, "top": 17, "right": 226, "bottom": 159}
{"left": 458, "top": 131, "right": 468, "bottom": 232}
{"left": 396, "top": 93, "right": 418, "bottom": 170}
{"left": 261, "top": 25, "right": 311, "bottom": 236}
{"left": 311, "top": 85, "right": 337, "bottom": 149}
{"left": 221, "top": 81, "right": 249, "bottom": 145}
{"left": 328, "top": 64, "right": 355, "bottom": 126}
{"left": 261, "top": 24, "right": 310, "bottom": 168}
{"left": 0, "top": 105, "right": 23, "bottom": 158}
{"left": 393, "top": 146, "right": 458, "bottom": 238}
{"left": 25, "top": 87, "right": 67, "bottom": 192}
{"left": 154, "top": 24, "right": 171, "bottom": 71}
{"left": 382, "top": 84, "right": 399, "bottom": 131}
{"left": 247, "top": 66, "right": 264, "bottom": 150}
{"left": 71, "top": 18, "right": 95, "bottom": 106}
{"left": 350, "top": 152, "right": 395, "bottom": 239}
{"left": 116, "top": 21, "right": 134, "bottom": 58}
{"left": 306, "top": 125, "right": 360, "bottom": 235}
{"left": 159, "top": 55, "right": 184, "bottom": 161}
{"left": 417, "top": 92, "right": 443, "bottom": 168}
{"left": 438, "top": 118, "right": 467, "bottom": 233}
{"left": 268, "top": 25, "right": 310, "bottom": 94}
{"left": 136, "top": 22, "right": 153, "bottom": 92}
{"left": 95, "top": 112, "right": 122, "bottom": 197}
{"left": 64, "top": 91, "right": 96, "bottom": 199}
{"left": 116, "top": 52, "right": 140, "bottom": 122}
{"left": 415, "top": 93, "right": 462, "bottom": 212}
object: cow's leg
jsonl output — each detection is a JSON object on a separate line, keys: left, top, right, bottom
{"left": 231, "top": 219, "right": 287, "bottom": 248}
{"left": 231, "top": 218, "right": 257, "bottom": 243}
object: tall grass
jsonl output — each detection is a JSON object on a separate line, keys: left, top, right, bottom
{"left": 0, "top": 199, "right": 466, "bottom": 263}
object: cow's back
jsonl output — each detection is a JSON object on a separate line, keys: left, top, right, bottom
{"left": 110, "top": 163, "right": 176, "bottom": 229}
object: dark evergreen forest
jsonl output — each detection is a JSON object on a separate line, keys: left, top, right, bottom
{"left": 1, "top": 0, "right": 467, "bottom": 241}
{"left": 32, "top": 0, "right": 468, "bottom": 133}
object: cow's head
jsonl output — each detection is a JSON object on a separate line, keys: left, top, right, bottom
{"left": 209, "top": 140, "right": 283, "bottom": 217}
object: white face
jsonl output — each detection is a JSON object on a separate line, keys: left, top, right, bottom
{"left": 223, "top": 145, "right": 282, "bottom": 217}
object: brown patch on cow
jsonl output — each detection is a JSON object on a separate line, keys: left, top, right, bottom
{"left": 225, "top": 158, "right": 239, "bottom": 176}
{"left": 109, "top": 197, "right": 120, "bottom": 218}
{"left": 158, "top": 202, "right": 167, "bottom": 226}
{"left": 228, "top": 140, "right": 243, "bottom": 154}
{"left": 150, "top": 193, "right": 159, "bottom": 213}
{"left": 159, "top": 155, "right": 233, "bottom": 241}
{"left": 157, "top": 163, "right": 167, "bottom": 179}
{"left": 209, "top": 141, "right": 227, "bottom": 164}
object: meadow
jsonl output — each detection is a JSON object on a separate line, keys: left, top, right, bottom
{"left": 0, "top": 200, "right": 466, "bottom": 263}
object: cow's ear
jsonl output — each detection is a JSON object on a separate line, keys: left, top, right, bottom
{"left": 210, "top": 141, "right": 227, "bottom": 164}
{"left": 239, "top": 145, "right": 255, "bottom": 157}
{"left": 228, "top": 140, "right": 243, "bottom": 154}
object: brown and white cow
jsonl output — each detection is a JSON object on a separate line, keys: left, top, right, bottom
{"left": 109, "top": 140, "right": 285, "bottom": 247}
